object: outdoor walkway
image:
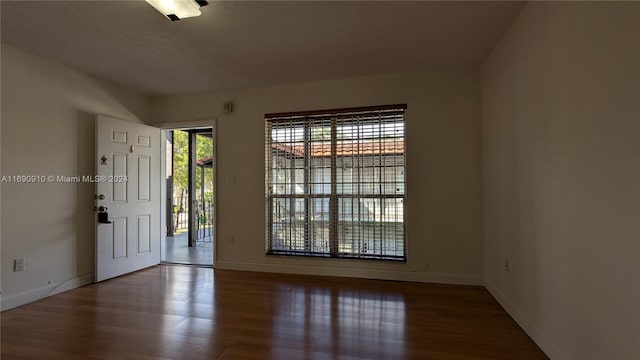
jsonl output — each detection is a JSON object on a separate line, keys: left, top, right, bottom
{"left": 163, "top": 232, "right": 213, "bottom": 265}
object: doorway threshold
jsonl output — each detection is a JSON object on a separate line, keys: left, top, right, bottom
{"left": 160, "top": 262, "right": 213, "bottom": 269}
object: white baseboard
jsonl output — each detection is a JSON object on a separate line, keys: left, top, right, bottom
{"left": 1, "top": 273, "right": 94, "bottom": 311}
{"left": 214, "top": 260, "right": 483, "bottom": 286}
{"left": 485, "top": 280, "right": 567, "bottom": 360}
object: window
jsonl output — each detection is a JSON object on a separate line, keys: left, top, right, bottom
{"left": 265, "top": 104, "right": 406, "bottom": 261}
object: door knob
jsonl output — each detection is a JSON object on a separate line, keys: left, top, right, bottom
{"left": 97, "top": 206, "right": 111, "bottom": 224}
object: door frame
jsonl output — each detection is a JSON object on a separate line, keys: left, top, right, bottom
{"left": 155, "top": 119, "right": 217, "bottom": 266}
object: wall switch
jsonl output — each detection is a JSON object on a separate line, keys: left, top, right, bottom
{"left": 14, "top": 258, "right": 26, "bottom": 272}
{"left": 504, "top": 258, "right": 510, "bottom": 272}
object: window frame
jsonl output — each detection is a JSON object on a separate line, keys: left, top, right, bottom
{"left": 265, "top": 104, "right": 407, "bottom": 261}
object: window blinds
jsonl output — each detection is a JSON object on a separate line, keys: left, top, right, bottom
{"left": 265, "top": 105, "right": 406, "bottom": 261}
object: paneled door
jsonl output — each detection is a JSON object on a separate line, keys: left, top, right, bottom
{"left": 95, "top": 115, "right": 161, "bottom": 282}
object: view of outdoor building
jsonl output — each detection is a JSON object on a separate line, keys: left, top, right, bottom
{"left": 266, "top": 107, "right": 406, "bottom": 260}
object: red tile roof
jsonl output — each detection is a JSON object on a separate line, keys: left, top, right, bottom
{"left": 273, "top": 140, "right": 404, "bottom": 157}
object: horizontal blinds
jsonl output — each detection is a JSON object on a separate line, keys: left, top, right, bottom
{"left": 265, "top": 104, "right": 407, "bottom": 120}
{"left": 266, "top": 105, "right": 406, "bottom": 261}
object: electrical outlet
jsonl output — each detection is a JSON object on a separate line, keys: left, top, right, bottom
{"left": 223, "top": 101, "right": 233, "bottom": 114}
{"left": 504, "top": 258, "right": 510, "bottom": 272}
{"left": 14, "top": 258, "right": 26, "bottom": 272}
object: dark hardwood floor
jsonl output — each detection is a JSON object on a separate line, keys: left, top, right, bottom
{"left": 1, "top": 266, "right": 547, "bottom": 359}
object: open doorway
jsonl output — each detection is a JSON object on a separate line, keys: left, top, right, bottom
{"left": 162, "top": 128, "right": 214, "bottom": 266}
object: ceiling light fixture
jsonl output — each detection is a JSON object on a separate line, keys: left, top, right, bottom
{"left": 145, "top": 0, "right": 208, "bottom": 21}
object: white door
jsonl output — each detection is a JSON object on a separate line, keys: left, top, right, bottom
{"left": 95, "top": 115, "right": 161, "bottom": 282}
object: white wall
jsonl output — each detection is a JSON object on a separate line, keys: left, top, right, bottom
{"left": 0, "top": 45, "right": 150, "bottom": 310}
{"left": 482, "top": 2, "right": 640, "bottom": 359}
{"left": 152, "top": 70, "right": 484, "bottom": 285}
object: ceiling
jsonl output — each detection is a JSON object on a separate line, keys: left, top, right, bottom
{"left": 1, "top": 1, "right": 524, "bottom": 96}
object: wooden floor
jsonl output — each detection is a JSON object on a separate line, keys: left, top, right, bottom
{"left": 1, "top": 266, "right": 547, "bottom": 360}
